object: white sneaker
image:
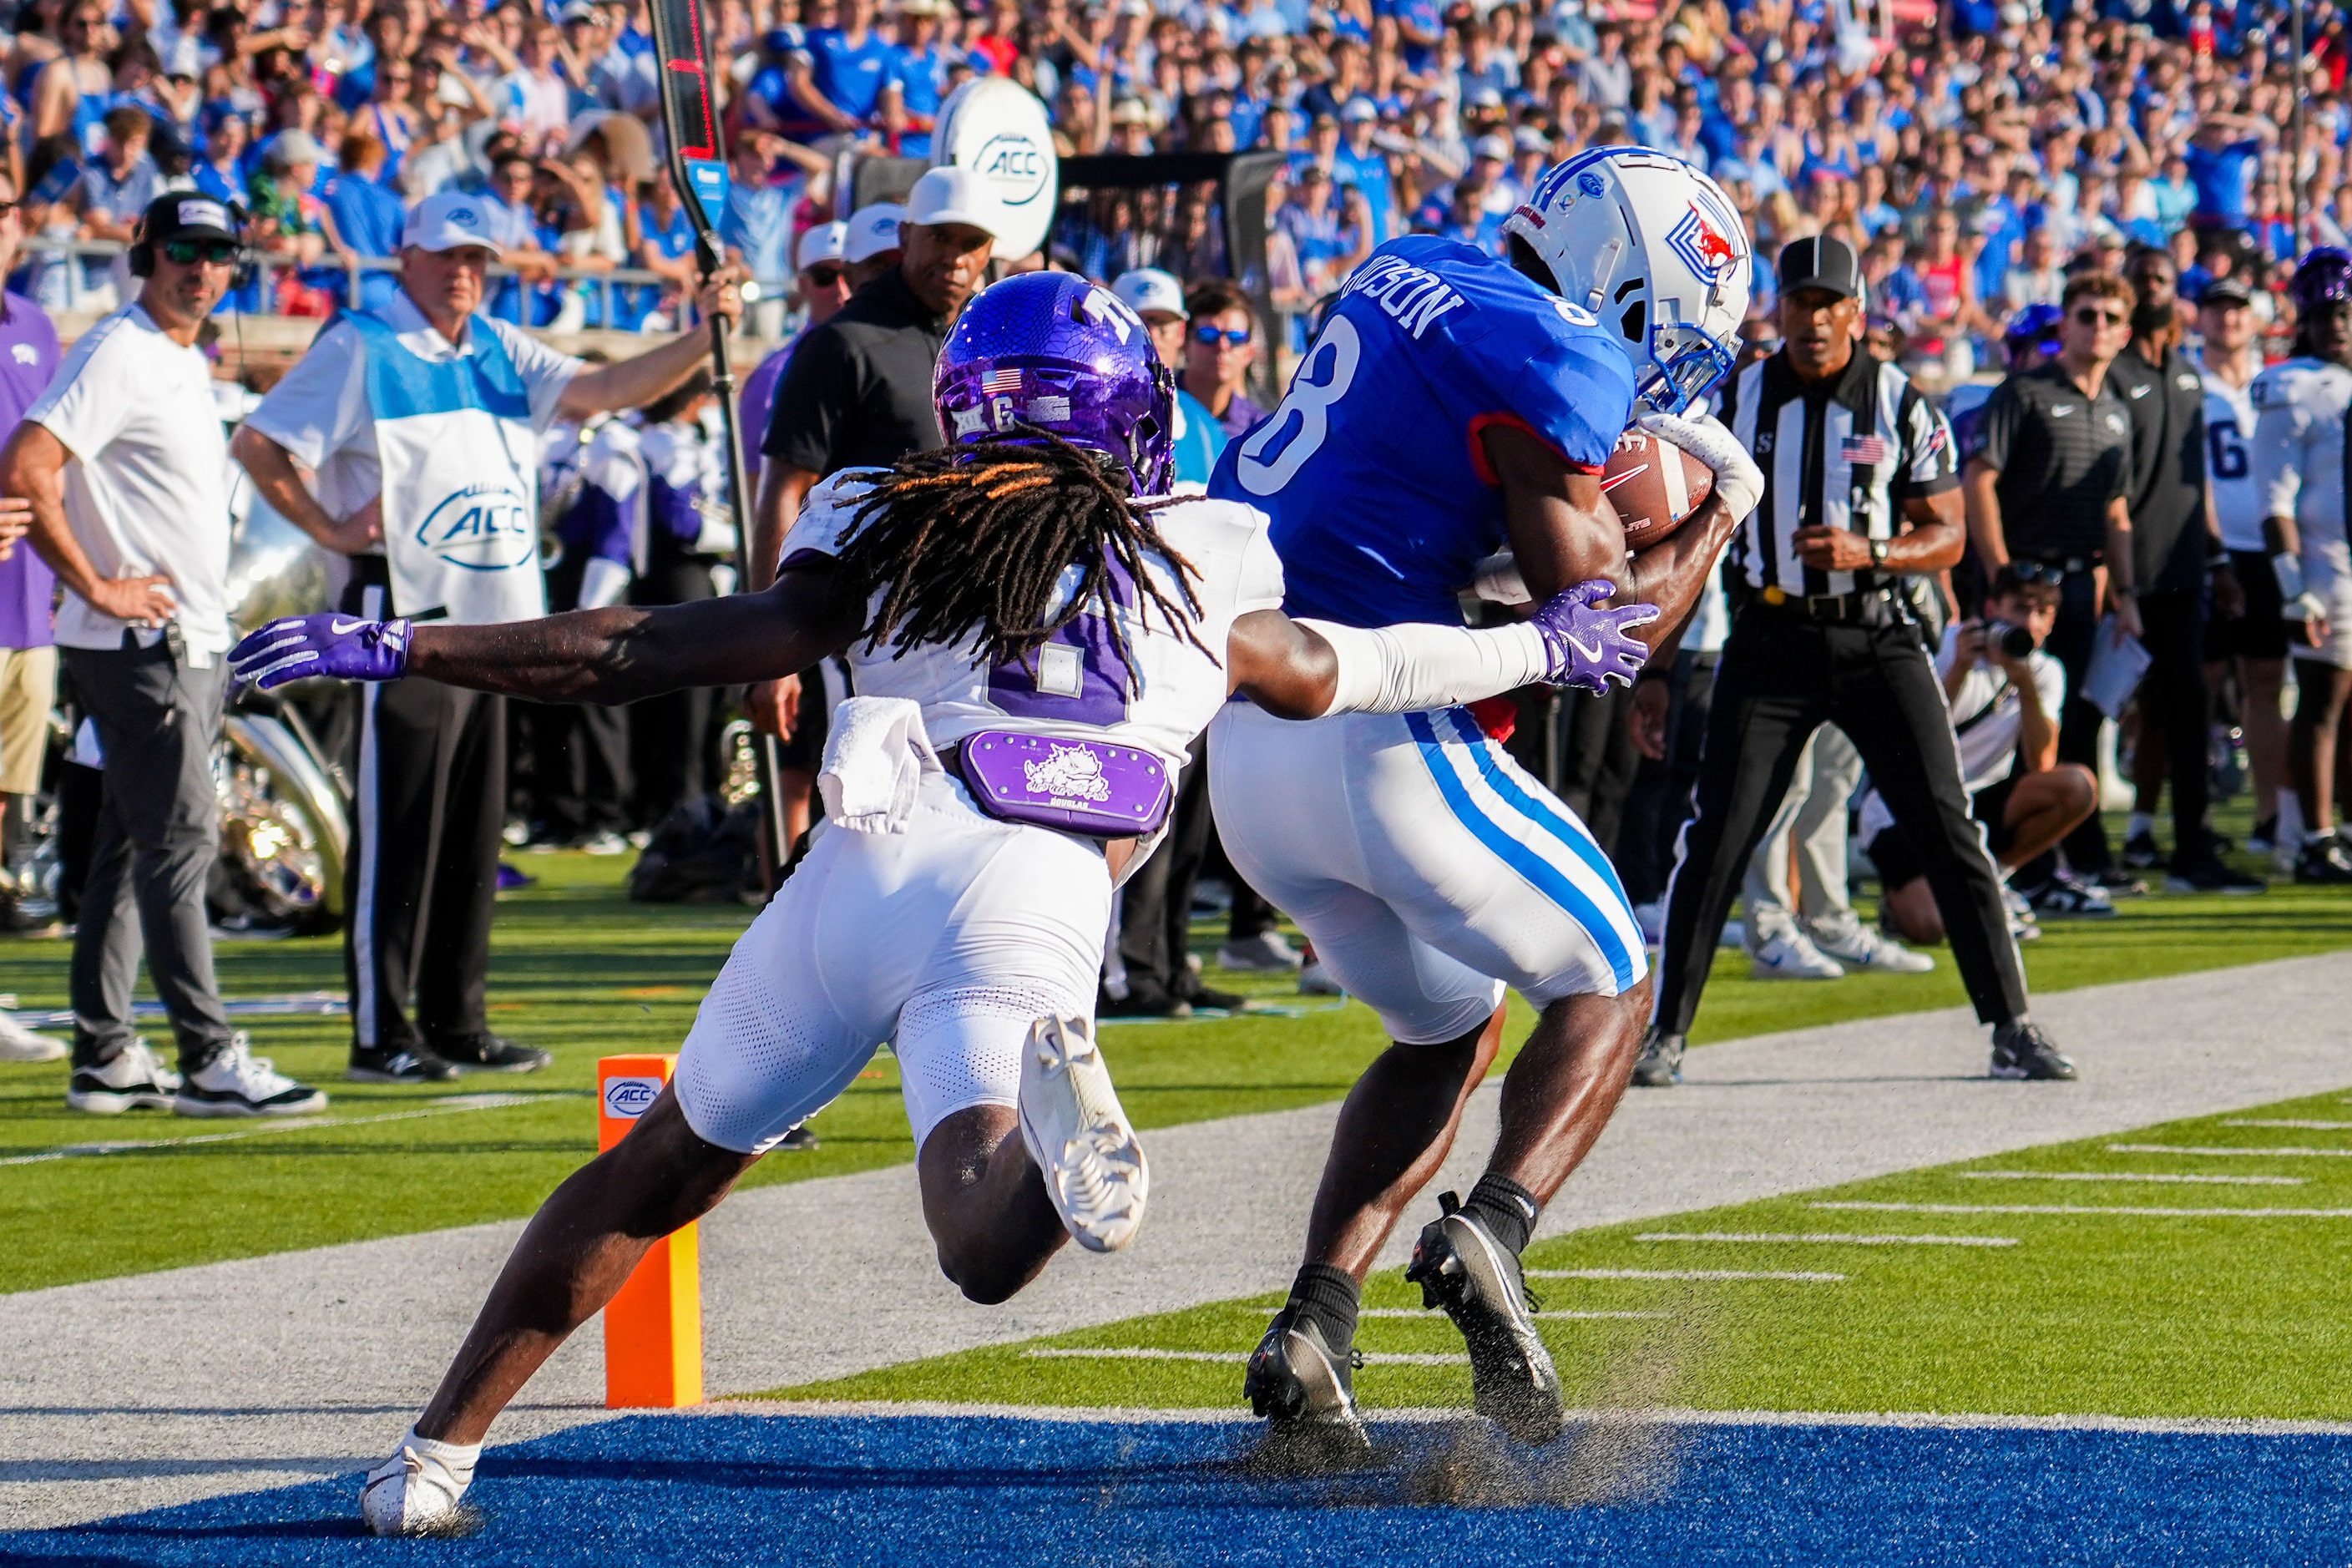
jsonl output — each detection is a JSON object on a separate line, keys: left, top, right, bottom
{"left": 577, "top": 830, "right": 630, "bottom": 856}
{"left": 1216, "top": 931, "right": 1302, "bottom": 971}
{"left": 65, "top": 1038, "right": 180, "bottom": 1113}
{"left": 360, "top": 1428, "right": 478, "bottom": 1537}
{"left": 0, "top": 1009, "right": 65, "bottom": 1062}
{"left": 1749, "top": 928, "right": 1844, "bottom": 980}
{"left": 1808, "top": 914, "right": 1935, "bottom": 974}
{"left": 1297, "top": 959, "right": 1343, "bottom": 996}
{"left": 175, "top": 1033, "right": 327, "bottom": 1117}
{"left": 1019, "top": 1014, "right": 1148, "bottom": 1253}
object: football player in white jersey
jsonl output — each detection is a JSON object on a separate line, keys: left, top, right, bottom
{"left": 229, "top": 271, "right": 1663, "bottom": 1535}
{"left": 2252, "top": 248, "right": 2352, "bottom": 883}
{"left": 2195, "top": 276, "right": 2289, "bottom": 857}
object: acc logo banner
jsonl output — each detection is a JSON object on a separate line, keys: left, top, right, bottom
{"left": 604, "top": 1075, "right": 662, "bottom": 1119}
{"left": 417, "top": 483, "right": 536, "bottom": 572}
{"left": 974, "top": 134, "right": 1049, "bottom": 205}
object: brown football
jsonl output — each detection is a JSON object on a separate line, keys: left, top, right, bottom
{"left": 1601, "top": 427, "right": 1715, "bottom": 550}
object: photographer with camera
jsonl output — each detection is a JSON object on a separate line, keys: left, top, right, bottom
{"left": 1868, "top": 566, "right": 2100, "bottom": 947}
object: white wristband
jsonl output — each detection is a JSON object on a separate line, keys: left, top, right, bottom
{"left": 2274, "top": 550, "right": 2308, "bottom": 606}
{"left": 1299, "top": 618, "right": 1549, "bottom": 717}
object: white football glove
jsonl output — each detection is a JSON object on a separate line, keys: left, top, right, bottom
{"left": 1635, "top": 410, "right": 1764, "bottom": 527}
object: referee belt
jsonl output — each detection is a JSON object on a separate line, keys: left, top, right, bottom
{"left": 1757, "top": 584, "right": 1898, "bottom": 623}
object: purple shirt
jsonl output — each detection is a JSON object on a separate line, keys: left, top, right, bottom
{"left": 739, "top": 337, "right": 797, "bottom": 492}
{"left": 0, "top": 295, "right": 59, "bottom": 648}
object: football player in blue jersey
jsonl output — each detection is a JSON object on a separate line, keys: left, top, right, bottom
{"left": 1207, "top": 148, "right": 1766, "bottom": 1456}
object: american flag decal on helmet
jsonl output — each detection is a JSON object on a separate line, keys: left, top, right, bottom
{"left": 982, "top": 367, "right": 1024, "bottom": 393}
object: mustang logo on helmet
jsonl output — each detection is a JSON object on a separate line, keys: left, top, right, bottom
{"left": 1667, "top": 204, "right": 1742, "bottom": 284}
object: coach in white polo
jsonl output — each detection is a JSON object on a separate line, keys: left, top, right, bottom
{"left": 3, "top": 193, "right": 327, "bottom": 1118}
{"left": 232, "top": 189, "right": 741, "bottom": 1086}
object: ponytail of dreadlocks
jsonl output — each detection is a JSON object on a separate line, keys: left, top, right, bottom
{"left": 827, "top": 426, "right": 1210, "bottom": 690}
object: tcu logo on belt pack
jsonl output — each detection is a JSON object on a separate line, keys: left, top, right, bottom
{"left": 417, "top": 483, "right": 535, "bottom": 572}
{"left": 603, "top": 1076, "right": 661, "bottom": 1119}
{"left": 1024, "top": 742, "right": 1113, "bottom": 803}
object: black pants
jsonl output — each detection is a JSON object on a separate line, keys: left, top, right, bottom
{"left": 2039, "top": 567, "right": 2112, "bottom": 875}
{"left": 526, "top": 554, "right": 631, "bottom": 842}
{"left": 1110, "top": 735, "right": 1212, "bottom": 1009}
{"left": 630, "top": 555, "right": 719, "bottom": 827}
{"left": 1556, "top": 685, "right": 1640, "bottom": 859}
{"left": 63, "top": 641, "right": 234, "bottom": 1069}
{"left": 1654, "top": 607, "right": 2029, "bottom": 1034}
{"left": 348, "top": 672, "right": 505, "bottom": 1051}
{"left": 2127, "top": 588, "right": 2211, "bottom": 862}
{"left": 1618, "top": 650, "right": 1718, "bottom": 908}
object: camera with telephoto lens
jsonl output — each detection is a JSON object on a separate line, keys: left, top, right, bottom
{"left": 1981, "top": 620, "right": 2036, "bottom": 660}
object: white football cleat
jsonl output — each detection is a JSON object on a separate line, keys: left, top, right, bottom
{"left": 1019, "top": 1014, "right": 1149, "bottom": 1253}
{"left": 360, "top": 1428, "right": 479, "bottom": 1537}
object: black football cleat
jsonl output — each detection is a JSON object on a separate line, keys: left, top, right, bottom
{"left": 1990, "top": 1020, "right": 2077, "bottom": 1081}
{"left": 1406, "top": 1192, "right": 1563, "bottom": 1446}
{"left": 1243, "top": 1304, "right": 1373, "bottom": 1469}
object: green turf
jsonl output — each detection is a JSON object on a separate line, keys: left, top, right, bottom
{"left": 756, "top": 1085, "right": 2352, "bottom": 1421}
{"left": 3, "top": 814, "right": 2348, "bottom": 1297}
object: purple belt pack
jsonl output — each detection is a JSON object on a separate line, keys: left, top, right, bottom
{"left": 953, "top": 730, "right": 1174, "bottom": 838}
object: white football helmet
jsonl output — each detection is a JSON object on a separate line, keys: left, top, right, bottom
{"left": 1503, "top": 147, "right": 1753, "bottom": 416}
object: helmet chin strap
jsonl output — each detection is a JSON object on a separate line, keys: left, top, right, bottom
{"left": 1582, "top": 237, "right": 1625, "bottom": 317}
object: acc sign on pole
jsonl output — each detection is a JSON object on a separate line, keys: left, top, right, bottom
{"left": 597, "top": 1054, "right": 704, "bottom": 1409}
{"left": 932, "top": 77, "right": 1058, "bottom": 260}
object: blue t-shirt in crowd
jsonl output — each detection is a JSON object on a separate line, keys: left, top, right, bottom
{"left": 321, "top": 169, "right": 406, "bottom": 310}
{"left": 1207, "top": 234, "right": 1634, "bottom": 629}
{"left": 2184, "top": 137, "right": 2263, "bottom": 225}
{"left": 722, "top": 175, "right": 802, "bottom": 286}
{"left": 1171, "top": 387, "right": 1228, "bottom": 487}
{"left": 807, "top": 28, "right": 895, "bottom": 123}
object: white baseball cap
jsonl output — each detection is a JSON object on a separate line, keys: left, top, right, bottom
{"left": 1111, "top": 267, "right": 1186, "bottom": 319}
{"left": 843, "top": 203, "right": 903, "bottom": 264}
{"left": 903, "top": 165, "right": 1002, "bottom": 237}
{"left": 1472, "top": 133, "right": 1512, "bottom": 162}
{"left": 402, "top": 190, "right": 504, "bottom": 255}
{"left": 796, "top": 220, "right": 848, "bottom": 271}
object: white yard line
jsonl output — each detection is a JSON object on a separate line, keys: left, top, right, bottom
{"left": 1956, "top": 1171, "right": 2304, "bottom": 1185}
{"left": 0, "top": 1094, "right": 539, "bottom": 1166}
{"left": 1022, "top": 1348, "right": 1469, "bottom": 1366}
{"left": 2107, "top": 1144, "right": 2352, "bottom": 1158}
{"left": 1814, "top": 1201, "right": 2352, "bottom": 1218}
{"left": 1634, "top": 1231, "right": 2016, "bottom": 1247}
{"left": 1531, "top": 1267, "right": 1848, "bottom": 1282}
{"left": 2223, "top": 1119, "right": 2352, "bottom": 1130}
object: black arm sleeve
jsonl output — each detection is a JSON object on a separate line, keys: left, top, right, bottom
{"left": 761, "top": 323, "right": 857, "bottom": 474}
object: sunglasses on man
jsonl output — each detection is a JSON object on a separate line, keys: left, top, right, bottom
{"left": 2071, "top": 306, "right": 2126, "bottom": 327}
{"left": 1192, "top": 324, "right": 1249, "bottom": 346}
{"left": 803, "top": 262, "right": 847, "bottom": 287}
{"left": 163, "top": 238, "right": 240, "bottom": 267}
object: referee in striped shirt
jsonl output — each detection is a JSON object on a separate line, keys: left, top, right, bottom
{"left": 1635, "top": 236, "right": 2072, "bottom": 1085}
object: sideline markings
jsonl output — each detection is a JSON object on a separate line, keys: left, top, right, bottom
{"left": 2224, "top": 1119, "right": 2352, "bottom": 1130}
{"left": 1814, "top": 1201, "right": 2352, "bottom": 1218}
{"left": 2108, "top": 1144, "right": 2352, "bottom": 1158}
{"left": 1023, "top": 1348, "right": 1469, "bottom": 1366}
{"left": 1958, "top": 1171, "right": 2304, "bottom": 1186}
{"left": 1636, "top": 1231, "right": 2016, "bottom": 1248}
{"left": 1530, "top": 1267, "right": 1846, "bottom": 1282}
{"left": 0, "top": 1093, "right": 539, "bottom": 1166}
{"left": 1357, "top": 1308, "right": 1670, "bottom": 1320}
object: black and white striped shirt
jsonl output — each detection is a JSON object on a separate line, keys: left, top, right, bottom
{"left": 1717, "top": 351, "right": 1960, "bottom": 598}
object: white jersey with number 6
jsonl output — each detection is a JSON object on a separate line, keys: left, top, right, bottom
{"left": 2199, "top": 361, "right": 2263, "bottom": 554}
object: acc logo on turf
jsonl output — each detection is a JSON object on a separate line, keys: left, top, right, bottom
{"left": 604, "top": 1076, "right": 662, "bottom": 1119}
{"left": 417, "top": 483, "right": 536, "bottom": 573}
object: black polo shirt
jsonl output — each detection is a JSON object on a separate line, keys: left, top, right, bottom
{"left": 761, "top": 268, "right": 950, "bottom": 478}
{"left": 2106, "top": 341, "right": 2210, "bottom": 594}
{"left": 1970, "top": 361, "right": 2133, "bottom": 562}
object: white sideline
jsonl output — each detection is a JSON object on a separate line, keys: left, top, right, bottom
{"left": 1957, "top": 1171, "right": 2304, "bottom": 1185}
{"left": 1814, "top": 1201, "right": 2352, "bottom": 1218}
{"left": 2109, "top": 1143, "right": 2352, "bottom": 1158}
{"left": 2225, "top": 1119, "right": 2352, "bottom": 1130}
{"left": 1023, "top": 1348, "right": 1472, "bottom": 1366}
{"left": 8, "top": 950, "right": 2352, "bottom": 1530}
{"left": 1633, "top": 1232, "right": 2017, "bottom": 1247}
{"left": 0, "top": 1093, "right": 538, "bottom": 1166}
{"left": 1530, "top": 1267, "right": 1848, "bottom": 1282}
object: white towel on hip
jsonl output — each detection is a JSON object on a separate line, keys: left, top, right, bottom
{"left": 817, "top": 696, "right": 943, "bottom": 834}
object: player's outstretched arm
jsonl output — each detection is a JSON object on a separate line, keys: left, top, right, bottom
{"left": 229, "top": 564, "right": 867, "bottom": 705}
{"left": 1227, "top": 584, "right": 1658, "bottom": 717}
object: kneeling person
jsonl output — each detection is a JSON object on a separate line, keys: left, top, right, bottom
{"left": 230, "top": 271, "right": 1657, "bottom": 1535}
{"left": 1869, "top": 568, "right": 2098, "bottom": 946}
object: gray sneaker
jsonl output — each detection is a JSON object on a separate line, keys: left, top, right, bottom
{"left": 1808, "top": 913, "right": 1935, "bottom": 974}
{"left": 1631, "top": 1025, "right": 1685, "bottom": 1087}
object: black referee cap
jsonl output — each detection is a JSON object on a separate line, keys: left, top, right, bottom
{"left": 1778, "top": 235, "right": 1862, "bottom": 301}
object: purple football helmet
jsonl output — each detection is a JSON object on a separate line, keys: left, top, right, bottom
{"left": 2292, "top": 247, "right": 2352, "bottom": 312}
{"left": 934, "top": 271, "right": 1176, "bottom": 493}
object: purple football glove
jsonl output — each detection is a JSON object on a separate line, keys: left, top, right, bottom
{"left": 1530, "top": 579, "right": 1659, "bottom": 695}
{"left": 230, "top": 615, "right": 412, "bottom": 690}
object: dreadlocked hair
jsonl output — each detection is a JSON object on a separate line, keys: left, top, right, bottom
{"left": 829, "top": 426, "right": 1210, "bottom": 688}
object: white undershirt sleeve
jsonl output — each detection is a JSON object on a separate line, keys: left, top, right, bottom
{"left": 1297, "top": 618, "right": 1550, "bottom": 716}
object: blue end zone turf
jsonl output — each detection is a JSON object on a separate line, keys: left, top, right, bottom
{"left": 8, "top": 1412, "right": 2348, "bottom": 1566}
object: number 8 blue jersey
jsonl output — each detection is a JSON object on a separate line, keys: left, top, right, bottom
{"left": 1208, "top": 235, "right": 1637, "bottom": 628}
